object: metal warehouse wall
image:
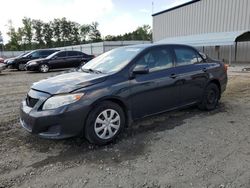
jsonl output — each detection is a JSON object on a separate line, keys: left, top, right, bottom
{"left": 153, "top": 0, "right": 250, "bottom": 63}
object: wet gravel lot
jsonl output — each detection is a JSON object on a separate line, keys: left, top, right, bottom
{"left": 0, "top": 69, "right": 249, "bottom": 188}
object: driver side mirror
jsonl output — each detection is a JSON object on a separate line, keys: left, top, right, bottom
{"left": 132, "top": 65, "right": 149, "bottom": 74}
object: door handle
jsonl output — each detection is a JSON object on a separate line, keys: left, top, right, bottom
{"left": 170, "top": 73, "right": 177, "bottom": 79}
{"left": 202, "top": 68, "right": 207, "bottom": 72}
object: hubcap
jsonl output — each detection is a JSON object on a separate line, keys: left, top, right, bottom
{"left": 40, "top": 65, "right": 49, "bottom": 72}
{"left": 94, "top": 109, "right": 120, "bottom": 140}
{"left": 207, "top": 89, "right": 216, "bottom": 104}
{"left": 19, "top": 64, "right": 25, "bottom": 70}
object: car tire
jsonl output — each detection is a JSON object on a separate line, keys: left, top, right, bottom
{"left": 18, "top": 64, "right": 25, "bottom": 71}
{"left": 85, "top": 101, "right": 125, "bottom": 145}
{"left": 198, "top": 83, "right": 220, "bottom": 111}
{"left": 39, "top": 64, "right": 49, "bottom": 73}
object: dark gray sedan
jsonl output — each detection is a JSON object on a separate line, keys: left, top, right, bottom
{"left": 20, "top": 44, "right": 227, "bottom": 145}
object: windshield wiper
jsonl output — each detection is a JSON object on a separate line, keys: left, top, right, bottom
{"left": 81, "top": 68, "right": 103, "bottom": 74}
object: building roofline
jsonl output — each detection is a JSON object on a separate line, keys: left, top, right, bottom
{"left": 152, "top": 0, "right": 201, "bottom": 17}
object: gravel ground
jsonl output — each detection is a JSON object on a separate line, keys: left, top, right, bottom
{"left": 0, "top": 69, "right": 249, "bottom": 188}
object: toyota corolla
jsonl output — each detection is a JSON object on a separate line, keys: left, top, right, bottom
{"left": 20, "top": 44, "right": 227, "bottom": 145}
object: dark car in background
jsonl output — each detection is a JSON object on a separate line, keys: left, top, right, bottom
{"left": 25, "top": 50, "right": 95, "bottom": 73}
{"left": 4, "top": 52, "right": 29, "bottom": 65}
{"left": 7, "top": 49, "right": 59, "bottom": 70}
{"left": 20, "top": 44, "right": 227, "bottom": 145}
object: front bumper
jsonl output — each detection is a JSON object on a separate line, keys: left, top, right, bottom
{"left": 20, "top": 98, "right": 91, "bottom": 139}
{"left": 0, "top": 64, "right": 6, "bottom": 71}
{"left": 26, "top": 64, "right": 39, "bottom": 71}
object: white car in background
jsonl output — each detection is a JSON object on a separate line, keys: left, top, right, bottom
{"left": 0, "top": 57, "right": 6, "bottom": 72}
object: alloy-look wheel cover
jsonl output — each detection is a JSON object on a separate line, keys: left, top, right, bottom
{"left": 94, "top": 109, "right": 121, "bottom": 140}
{"left": 40, "top": 64, "right": 49, "bottom": 72}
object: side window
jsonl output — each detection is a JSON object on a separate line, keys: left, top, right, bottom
{"left": 40, "top": 51, "right": 52, "bottom": 57}
{"left": 68, "top": 51, "right": 78, "bottom": 57}
{"left": 174, "top": 47, "right": 199, "bottom": 66}
{"left": 57, "top": 51, "right": 67, "bottom": 58}
{"left": 30, "top": 51, "right": 41, "bottom": 58}
{"left": 137, "top": 48, "right": 173, "bottom": 72}
{"left": 77, "top": 52, "right": 85, "bottom": 56}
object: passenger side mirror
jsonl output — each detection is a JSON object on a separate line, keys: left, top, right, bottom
{"left": 132, "top": 65, "right": 149, "bottom": 74}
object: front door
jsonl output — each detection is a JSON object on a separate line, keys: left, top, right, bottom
{"left": 50, "top": 51, "right": 68, "bottom": 69}
{"left": 129, "top": 46, "right": 180, "bottom": 119}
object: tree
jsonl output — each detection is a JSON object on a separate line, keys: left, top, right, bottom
{"left": 0, "top": 30, "right": 3, "bottom": 43}
{"left": 52, "top": 18, "right": 62, "bottom": 46}
{"left": 133, "top": 25, "right": 152, "bottom": 41}
{"left": 22, "top": 17, "right": 33, "bottom": 49}
{"left": 32, "top": 19, "right": 44, "bottom": 47}
{"left": 6, "top": 20, "right": 23, "bottom": 50}
{"left": 43, "top": 22, "right": 54, "bottom": 48}
{"left": 0, "top": 30, "right": 3, "bottom": 52}
{"left": 60, "top": 17, "right": 76, "bottom": 46}
{"left": 71, "top": 22, "right": 81, "bottom": 44}
{"left": 89, "top": 22, "right": 101, "bottom": 42}
{"left": 80, "top": 24, "right": 90, "bottom": 42}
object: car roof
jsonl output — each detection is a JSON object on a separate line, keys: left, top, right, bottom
{"left": 126, "top": 43, "right": 195, "bottom": 49}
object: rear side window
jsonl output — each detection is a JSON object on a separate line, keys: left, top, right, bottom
{"left": 174, "top": 47, "right": 199, "bottom": 66}
{"left": 68, "top": 51, "right": 79, "bottom": 56}
{"left": 137, "top": 47, "right": 173, "bottom": 72}
{"left": 57, "top": 51, "right": 67, "bottom": 57}
{"left": 40, "top": 51, "right": 56, "bottom": 56}
{"left": 77, "top": 52, "right": 84, "bottom": 56}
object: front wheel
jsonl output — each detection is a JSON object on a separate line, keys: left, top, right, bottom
{"left": 198, "top": 83, "right": 220, "bottom": 111}
{"left": 18, "top": 64, "right": 26, "bottom": 71}
{"left": 39, "top": 64, "right": 49, "bottom": 73}
{"left": 85, "top": 101, "right": 125, "bottom": 145}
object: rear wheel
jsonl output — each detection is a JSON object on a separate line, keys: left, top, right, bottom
{"left": 39, "top": 64, "right": 49, "bottom": 73}
{"left": 198, "top": 83, "right": 220, "bottom": 111}
{"left": 85, "top": 101, "right": 125, "bottom": 145}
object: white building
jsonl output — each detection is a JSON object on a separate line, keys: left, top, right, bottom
{"left": 152, "top": 0, "right": 250, "bottom": 64}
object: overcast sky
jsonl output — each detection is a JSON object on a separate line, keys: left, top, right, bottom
{"left": 0, "top": 0, "right": 190, "bottom": 42}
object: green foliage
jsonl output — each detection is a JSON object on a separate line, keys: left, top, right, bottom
{"left": 4, "top": 17, "right": 152, "bottom": 51}
{"left": 32, "top": 19, "right": 44, "bottom": 47}
{"left": 89, "top": 22, "right": 101, "bottom": 42}
{"left": 22, "top": 17, "right": 33, "bottom": 48}
{"left": 43, "top": 22, "right": 54, "bottom": 48}
{"left": 104, "top": 25, "right": 152, "bottom": 41}
{"left": 5, "top": 20, "right": 23, "bottom": 50}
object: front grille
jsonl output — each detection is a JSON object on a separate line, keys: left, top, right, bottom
{"left": 26, "top": 95, "right": 39, "bottom": 108}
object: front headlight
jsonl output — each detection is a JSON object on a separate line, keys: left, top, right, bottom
{"left": 28, "top": 61, "right": 38, "bottom": 66}
{"left": 42, "top": 93, "right": 84, "bottom": 110}
{"left": 7, "top": 60, "right": 13, "bottom": 64}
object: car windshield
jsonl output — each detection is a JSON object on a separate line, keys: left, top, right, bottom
{"left": 80, "top": 47, "right": 144, "bottom": 74}
{"left": 17, "top": 52, "right": 29, "bottom": 58}
{"left": 22, "top": 51, "right": 34, "bottom": 57}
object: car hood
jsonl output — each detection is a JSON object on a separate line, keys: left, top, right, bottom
{"left": 31, "top": 71, "right": 108, "bottom": 95}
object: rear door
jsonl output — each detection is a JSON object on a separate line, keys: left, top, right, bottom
{"left": 49, "top": 51, "right": 68, "bottom": 69}
{"left": 173, "top": 46, "right": 209, "bottom": 105}
{"left": 129, "top": 46, "right": 180, "bottom": 119}
{"left": 67, "top": 51, "right": 81, "bottom": 67}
